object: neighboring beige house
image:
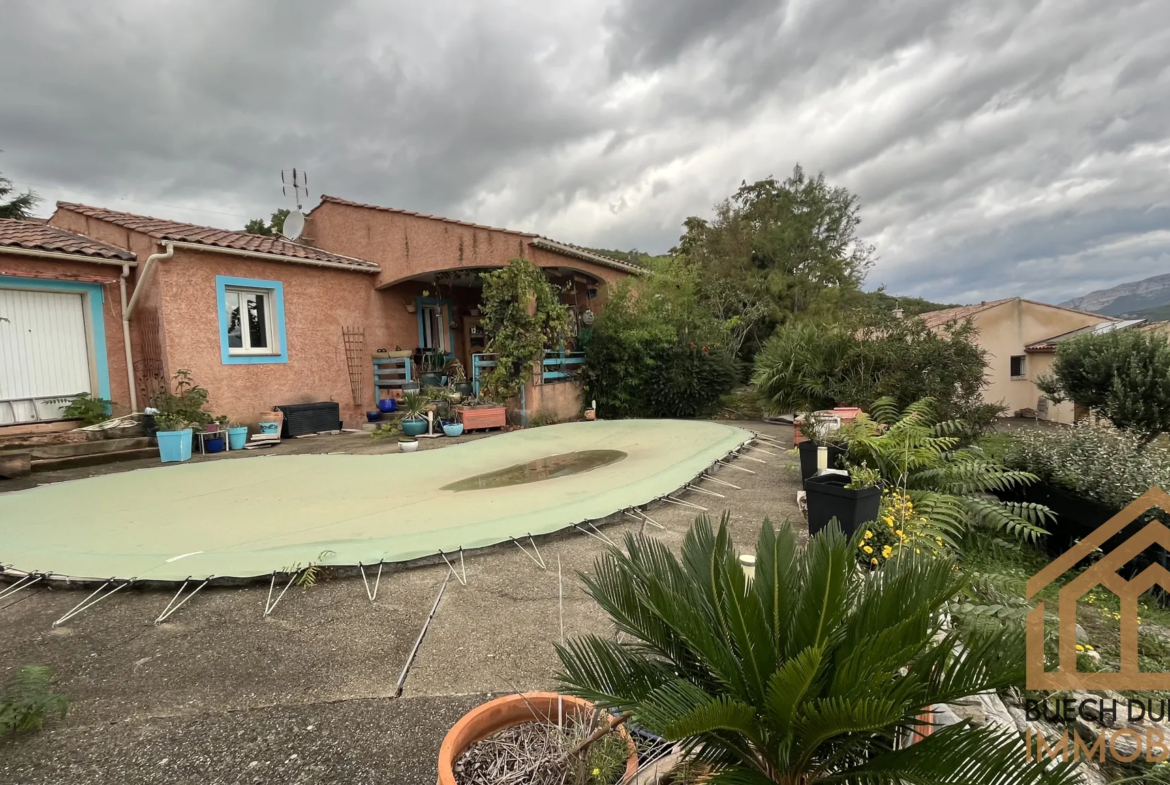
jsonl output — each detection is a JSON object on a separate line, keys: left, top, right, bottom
{"left": 919, "top": 298, "right": 1119, "bottom": 423}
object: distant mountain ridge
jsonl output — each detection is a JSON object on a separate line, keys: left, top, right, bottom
{"left": 1059, "top": 273, "right": 1170, "bottom": 319}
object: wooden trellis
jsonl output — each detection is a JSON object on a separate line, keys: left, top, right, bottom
{"left": 342, "top": 327, "right": 365, "bottom": 406}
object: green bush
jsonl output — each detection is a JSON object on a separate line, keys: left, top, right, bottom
{"left": 151, "top": 369, "right": 212, "bottom": 429}
{"left": 1037, "top": 328, "right": 1170, "bottom": 442}
{"left": 583, "top": 259, "right": 739, "bottom": 419}
{"left": 0, "top": 666, "right": 68, "bottom": 736}
{"left": 1005, "top": 420, "right": 1170, "bottom": 511}
{"left": 753, "top": 311, "right": 993, "bottom": 426}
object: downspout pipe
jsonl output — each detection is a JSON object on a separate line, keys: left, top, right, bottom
{"left": 118, "top": 264, "right": 137, "bottom": 412}
{"left": 123, "top": 241, "right": 175, "bottom": 413}
{"left": 125, "top": 241, "right": 174, "bottom": 320}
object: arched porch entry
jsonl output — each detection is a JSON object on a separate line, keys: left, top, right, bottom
{"left": 376, "top": 263, "right": 606, "bottom": 398}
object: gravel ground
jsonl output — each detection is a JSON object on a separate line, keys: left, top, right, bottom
{"left": 0, "top": 420, "right": 801, "bottom": 784}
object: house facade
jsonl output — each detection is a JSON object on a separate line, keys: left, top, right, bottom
{"left": 0, "top": 199, "right": 639, "bottom": 430}
{"left": 919, "top": 298, "right": 1115, "bottom": 423}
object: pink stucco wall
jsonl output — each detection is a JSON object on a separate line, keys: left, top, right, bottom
{"left": 152, "top": 248, "right": 383, "bottom": 426}
{"left": 0, "top": 253, "right": 133, "bottom": 412}
{"left": 306, "top": 201, "right": 627, "bottom": 296}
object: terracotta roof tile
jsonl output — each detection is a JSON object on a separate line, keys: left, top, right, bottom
{"left": 56, "top": 202, "right": 378, "bottom": 270}
{"left": 0, "top": 219, "right": 135, "bottom": 261}
{"left": 919, "top": 297, "right": 1115, "bottom": 329}
{"left": 315, "top": 195, "right": 536, "bottom": 237}
{"left": 314, "top": 195, "right": 641, "bottom": 273}
{"left": 918, "top": 298, "right": 1014, "bottom": 328}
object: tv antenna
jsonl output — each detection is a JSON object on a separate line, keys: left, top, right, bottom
{"left": 280, "top": 169, "right": 309, "bottom": 241}
{"left": 281, "top": 169, "right": 309, "bottom": 211}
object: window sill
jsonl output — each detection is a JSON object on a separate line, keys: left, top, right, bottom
{"left": 1010, "top": 376, "right": 1028, "bottom": 381}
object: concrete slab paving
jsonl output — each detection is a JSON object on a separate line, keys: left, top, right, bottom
{"left": 0, "top": 420, "right": 802, "bottom": 784}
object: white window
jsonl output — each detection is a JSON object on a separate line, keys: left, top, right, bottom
{"left": 1010, "top": 355, "right": 1026, "bottom": 379}
{"left": 225, "top": 286, "right": 279, "bottom": 355}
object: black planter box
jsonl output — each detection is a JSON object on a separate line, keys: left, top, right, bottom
{"left": 274, "top": 402, "right": 342, "bottom": 438}
{"left": 797, "top": 441, "right": 849, "bottom": 483}
{"left": 804, "top": 473, "right": 880, "bottom": 538}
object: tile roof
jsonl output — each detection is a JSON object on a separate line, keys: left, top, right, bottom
{"left": 919, "top": 297, "right": 1116, "bottom": 329}
{"left": 917, "top": 298, "right": 1014, "bottom": 328}
{"left": 528, "top": 238, "right": 645, "bottom": 274}
{"left": 315, "top": 195, "right": 535, "bottom": 236}
{"left": 55, "top": 202, "right": 378, "bottom": 270}
{"left": 0, "top": 218, "right": 135, "bottom": 261}
{"left": 315, "top": 195, "right": 642, "bottom": 274}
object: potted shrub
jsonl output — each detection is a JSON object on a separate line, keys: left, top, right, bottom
{"left": 399, "top": 391, "right": 429, "bottom": 437}
{"left": 155, "top": 414, "right": 193, "bottom": 463}
{"left": 437, "top": 692, "right": 636, "bottom": 785}
{"left": 804, "top": 463, "right": 881, "bottom": 537}
{"left": 398, "top": 436, "right": 419, "bottom": 453}
{"left": 227, "top": 421, "right": 249, "bottom": 450}
{"left": 795, "top": 412, "right": 851, "bottom": 482}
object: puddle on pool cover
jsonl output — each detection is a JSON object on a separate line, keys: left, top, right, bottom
{"left": 441, "top": 450, "right": 628, "bottom": 492}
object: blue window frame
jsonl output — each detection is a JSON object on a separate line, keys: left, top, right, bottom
{"left": 0, "top": 275, "right": 111, "bottom": 399}
{"left": 216, "top": 276, "right": 288, "bottom": 364}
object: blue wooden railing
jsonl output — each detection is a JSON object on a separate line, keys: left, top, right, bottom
{"left": 471, "top": 350, "right": 585, "bottom": 396}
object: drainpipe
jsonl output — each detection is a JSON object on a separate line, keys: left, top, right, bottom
{"left": 122, "top": 241, "right": 174, "bottom": 413}
{"left": 118, "top": 264, "right": 138, "bottom": 412}
{"left": 125, "top": 241, "right": 174, "bottom": 319}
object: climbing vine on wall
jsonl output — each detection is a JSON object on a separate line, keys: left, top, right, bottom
{"left": 478, "top": 258, "right": 571, "bottom": 402}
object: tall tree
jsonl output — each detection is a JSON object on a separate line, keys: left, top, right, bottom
{"left": 674, "top": 165, "right": 876, "bottom": 357}
{"left": 243, "top": 208, "right": 290, "bottom": 237}
{"left": 0, "top": 172, "right": 39, "bottom": 220}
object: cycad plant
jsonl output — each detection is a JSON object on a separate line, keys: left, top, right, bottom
{"left": 847, "top": 397, "right": 1052, "bottom": 548}
{"left": 557, "top": 516, "right": 1077, "bottom": 784}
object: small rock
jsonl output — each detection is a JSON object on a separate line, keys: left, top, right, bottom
{"left": 1076, "top": 624, "right": 1088, "bottom": 643}
{"left": 248, "top": 761, "right": 259, "bottom": 769}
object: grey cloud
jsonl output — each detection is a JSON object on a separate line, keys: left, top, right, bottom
{"left": 1, "top": 0, "right": 1168, "bottom": 305}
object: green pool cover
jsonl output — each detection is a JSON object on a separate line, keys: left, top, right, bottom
{"left": 0, "top": 419, "right": 752, "bottom": 582}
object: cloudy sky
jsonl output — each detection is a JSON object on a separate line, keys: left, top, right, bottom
{"left": 2, "top": 0, "right": 1167, "bottom": 304}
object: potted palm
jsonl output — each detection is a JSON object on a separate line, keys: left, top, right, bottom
{"left": 556, "top": 515, "right": 1075, "bottom": 784}
{"left": 399, "top": 391, "right": 429, "bottom": 437}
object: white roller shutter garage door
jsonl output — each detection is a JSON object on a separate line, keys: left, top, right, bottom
{"left": 0, "top": 287, "right": 93, "bottom": 424}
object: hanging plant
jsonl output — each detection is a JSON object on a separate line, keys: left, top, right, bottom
{"left": 478, "top": 258, "right": 570, "bottom": 403}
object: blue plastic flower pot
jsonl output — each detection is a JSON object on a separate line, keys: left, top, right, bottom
{"left": 366, "top": 411, "right": 382, "bottom": 422}
{"left": 401, "top": 418, "right": 428, "bottom": 437}
{"left": 442, "top": 422, "right": 465, "bottom": 437}
{"left": 205, "top": 437, "right": 225, "bottom": 454}
{"left": 227, "top": 426, "right": 248, "bottom": 450}
{"left": 378, "top": 398, "right": 397, "bottom": 414}
{"left": 157, "top": 429, "right": 193, "bottom": 463}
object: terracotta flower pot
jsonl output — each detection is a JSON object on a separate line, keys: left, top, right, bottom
{"left": 436, "top": 692, "right": 638, "bottom": 785}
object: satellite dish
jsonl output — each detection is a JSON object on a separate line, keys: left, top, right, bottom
{"left": 282, "top": 210, "right": 306, "bottom": 241}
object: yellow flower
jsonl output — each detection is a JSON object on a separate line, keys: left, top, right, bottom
{"left": 1085, "top": 645, "right": 1095, "bottom": 651}
{"left": 870, "top": 557, "right": 878, "bottom": 565}
{"left": 593, "top": 769, "right": 601, "bottom": 776}
{"left": 882, "top": 546, "right": 892, "bottom": 559}
{"left": 895, "top": 530, "right": 904, "bottom": 537}
{"left": 883, "top": 516, "right": 894, "bottom": 526}
{"left": 864, "top": 530, "right": 873, "bottom": 539}
{"left": 863, "top": 545, "right": 873, "bottom": 554}
{"left": 936, "top": 537, "right": 943, "bottom": 545}
{"left": 915, "top": 549, "right": 921, "bottom": 554}
{"left": 1076, "top": 644, "right": 1085, "bottom": 652}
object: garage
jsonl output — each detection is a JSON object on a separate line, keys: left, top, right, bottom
{"left": 0, "top": 286, "right": 95, "bottom": 424}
